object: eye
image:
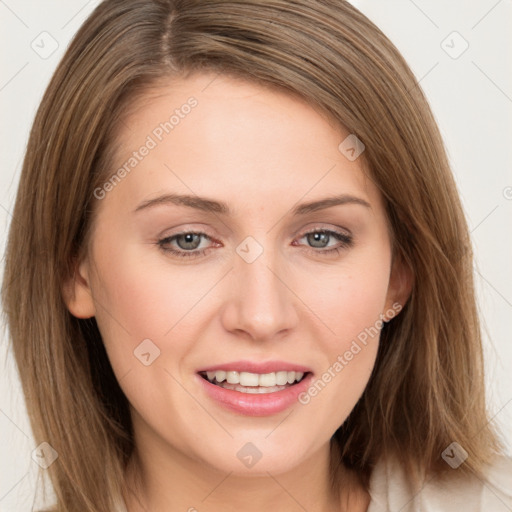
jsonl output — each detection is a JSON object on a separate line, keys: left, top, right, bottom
{"left": 157, "top": 231, "right": 216, "bottom": 259}
{"left": 157, "top": 227, "right": 353, "bottom": 259}
{"left": 294, "top": 228, "right": 353, "bottom": 256}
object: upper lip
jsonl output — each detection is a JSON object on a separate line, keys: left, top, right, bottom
{"left": 197, "top": 360, "right": 313, "bottom": 374}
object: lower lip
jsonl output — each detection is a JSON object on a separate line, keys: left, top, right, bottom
{"left": 196, "top": 373, "right": 314, "bottom": 416}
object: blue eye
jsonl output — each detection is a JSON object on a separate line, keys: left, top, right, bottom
{"left": 295, "top": 229, "right": 353, "bottom": 256}
{"left": 157, "top": 228, "right": 353, "bottom": 259}
{"left": 157, "top": 231, "right": 212, "bottom": 259}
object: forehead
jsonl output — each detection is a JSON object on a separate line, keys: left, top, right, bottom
{"left": 99, "top": 72, "right": 381, "bottom": 219}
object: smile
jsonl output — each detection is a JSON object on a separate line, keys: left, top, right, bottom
{"left": 200, "top": 370, "right": 308, "bottom": 394}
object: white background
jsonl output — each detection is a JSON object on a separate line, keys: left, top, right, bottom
{"left": 1, "top": 1, "right": 511, "bottom": 510}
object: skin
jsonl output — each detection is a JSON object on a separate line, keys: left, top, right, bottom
{"left": 64, "top": 72, "right": 411, "bottom": 512}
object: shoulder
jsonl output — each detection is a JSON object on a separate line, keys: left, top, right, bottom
{"left": 367, "top": 454, "right": 512, "bottom": 512}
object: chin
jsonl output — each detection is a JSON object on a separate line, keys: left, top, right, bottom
{"left": 196, "top": 435, "right": 318, "bottom": 477}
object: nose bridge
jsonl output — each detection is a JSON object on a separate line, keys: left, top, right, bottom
{"left": 223, "top": 234, "right": 298, "bottom": 338}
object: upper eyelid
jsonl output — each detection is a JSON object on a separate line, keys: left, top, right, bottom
{"left": 160, "top": 222, "right": 352, "bottom": 239}
{"left": 160, "top": 226, "right": 352, "bottom": 246}
{"left": 297, "top": 226, "right": 352, "bottom": 237}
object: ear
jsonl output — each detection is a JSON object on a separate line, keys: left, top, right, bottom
{"left": 382, "top": 252, "right": 413, "bottom": 321}
{"left": 62, "top": 258, "right": 96, "bottom": 319}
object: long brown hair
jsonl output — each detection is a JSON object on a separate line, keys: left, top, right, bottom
{"left": 2, "top": 0, "right": 502, "bottom": 510}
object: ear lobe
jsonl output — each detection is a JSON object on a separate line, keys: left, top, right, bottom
{"left": 61, "top": 259, "right": 96, "bottom": 319}
{"left": 383, "top": 253, "right": 413, "bottom": 321}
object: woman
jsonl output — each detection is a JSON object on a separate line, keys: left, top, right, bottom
{"left": 2, "top": 0, "right": 511, "bottom": 511}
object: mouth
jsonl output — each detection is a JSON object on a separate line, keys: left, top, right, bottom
{"left": 196, "top": 363, "right": 315, "bottom": 416}
{"left": 198, "top": 370, "right": 311, "bottom": 394}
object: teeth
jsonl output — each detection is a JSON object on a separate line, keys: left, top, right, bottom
{"left": 219, "top": 382, "right": 288, "bottom": 394}
{"left": 240, "top": 372, "right": 260, "bottom": 386}
{"left": 226, "top": 371, "right": 239, "bottom": 384}
{"left": 203, "top": 370, "right": 305, "bottom": 386}
{"left": 276, "top": 371, "right": 288, "bottom": 385}
{"left": 206, "top": 371, "right": 218, "bottom": 381}
{"left": 259, "top": 372, "right": 276, "bottom": 386}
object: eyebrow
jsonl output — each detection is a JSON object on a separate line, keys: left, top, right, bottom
{"left": 133, "top": 193, "right": 371, "bottom": 216}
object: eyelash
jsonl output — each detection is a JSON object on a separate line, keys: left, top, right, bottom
{"left": 157, "top": 228, "right": 353, "bottom": 260}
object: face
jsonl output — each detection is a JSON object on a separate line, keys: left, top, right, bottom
{"left": 65, "top": 72, "right": 408, "bottom": 477}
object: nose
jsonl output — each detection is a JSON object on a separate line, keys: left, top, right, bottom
{"left": 220, "top": 241, "right": 299, "bottom": 341}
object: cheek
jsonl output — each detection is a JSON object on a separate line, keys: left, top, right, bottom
{"left": 293, "top": 254, "right": 390, "bottom": 418}
{"left": 89, "top": 227, "right": 168, "bottom": 319}
{"left": 88, "top": 244, "right": 165, "bottom": 360}
{"left": 89, "top": 238, "right": 224, "bottom": 372}
{"left": 302, "top": 254, "right": 391, "bottom": 344}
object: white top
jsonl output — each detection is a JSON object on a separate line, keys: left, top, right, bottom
{"left": 367, "top": 454, "right": 512, "bottom": 511}
{"left": 113, "top": 455, "right": 512, "bottom": 511}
